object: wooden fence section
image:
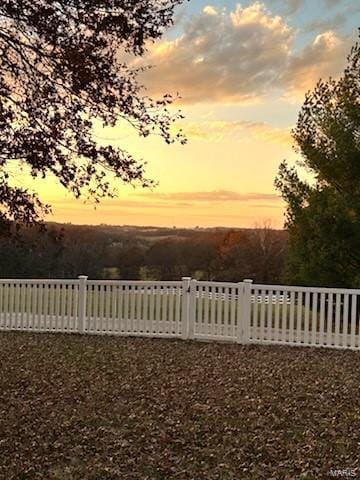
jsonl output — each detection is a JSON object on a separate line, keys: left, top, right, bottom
{"left": 0, "top": 276, "right": 359, "bottom": 350}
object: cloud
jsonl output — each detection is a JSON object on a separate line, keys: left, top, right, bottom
{"left": 52, "top": 191, "right": 283, "bottom": 209}
{"left": 180, "top": 120, "right": 292, "bottom": 145}
{"left": 138, "top": 2, "right": 352, "bottom": 105}
{"left": 304, "top": 14, "right": 346, "bottom": 33}
{"left": 284, "top": 0, "right": 304, "bottom": 15}
{"left": 136, "top": 190, "right": 282, "bottom": 203}
{"left": 52, "top": 198, "right": 193, "bottom": 210}
{"left": 323, "top": 0, "right": 341, "bottom": 7}
{"left": 267, "top": 0, "right": 305, "bottom": 15}
{"left": 269, "top": 0, "right": 305, "bottom": 16}
{"left": 203, "top": 5, "right": 218, "bottom": 16}
{"left": 281, "top": 31, "right": 352, "bottom": 100}
{"left": 140, "top": 2, "right": 293, "bottom": 104}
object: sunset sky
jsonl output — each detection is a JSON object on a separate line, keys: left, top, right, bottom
{"left": 20, "top": 0, "right": 359, "bottom": 228}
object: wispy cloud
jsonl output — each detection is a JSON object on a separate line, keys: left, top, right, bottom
{"left": 285, "top": 0, "right": 305, "bottom": 15}
{"left": 268, "top": 0, "right": 305, "bottom": 16}
{"left": 323, "top": 0, "right": 342, "bottom": 7}
{"left": 304, "top": 14, "right": 347, "bottom": 33}
{"left": 136, "top": 190, "right": 282, "bottom": 203}
{"left": 180, "top": 120, "right": 292, "bottom": 145}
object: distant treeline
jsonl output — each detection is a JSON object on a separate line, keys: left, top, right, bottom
{"left": 0, "top": 223, "right": 288, "bottom": 283}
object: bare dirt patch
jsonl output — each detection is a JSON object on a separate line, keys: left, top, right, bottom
{"left": 0, "top": 332, "right": 359, "bottom": 479}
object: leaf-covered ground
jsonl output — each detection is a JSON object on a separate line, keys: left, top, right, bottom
{"left": 0, "top": 333, "right": 359, "bottom": 480}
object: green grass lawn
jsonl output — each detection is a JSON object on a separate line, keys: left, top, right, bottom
{"left": 0, "top": 332, "right": 359, "bottom": 479}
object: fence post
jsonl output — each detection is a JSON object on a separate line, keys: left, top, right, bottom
{"left": 78, "top": 275, "right": 88, "bottom": 333}
{"left": 181, "top": 277, "right": 191, "bottom": 339}
{"left": 188, "top": 279, "right": 197, "bottom": 339}
{"left": 238, "top": 279, "right": 253, "bottom": 344}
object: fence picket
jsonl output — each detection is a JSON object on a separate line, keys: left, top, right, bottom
{"left": 105, "top": 286, "right": 111, "bottom": 333}
{"left": 260, "top": 290, "right": 266, "bottom": 341}
{"left": 303, "top": 292, "right": 310, "bottom": 344}
{"left": 224, "top": 287, "right": 229, "bottom": 337}
{"left": 289, "top": 291, "right": 295, "bottom": 343}
{"left": 148, "top": 285, "right": 154, "bottom": 334}
{"left": 26, "top": 284, "right": 32, "bottom": 330}
{"left": 216, "top": 286, "right": 222, "bottom": 337}
{"left": 327, "top": 293, "right": 333, "bottom": 346}
{"left": 319, "top": 293, "right": 325, "bottom": 345}
{"left": 9, "top": 284, "right": 14, "bottom": 329}
{"left": 43, "top": 284, "right": 49, "bottom": 330}
{"left": 274, "top": 290, "right": 280, "bottom": 342}
{"left": 266, "top": 289, "right": 272, "bottom": 341}
{"left": 210, "top": 285, "right": 216, "bottom": 337}
{"left": 204, "top": 285, "right": 209, "bottom": 336}
{"left": 230, "top": 286, "right": 236, "bottom": 338}
{"left": 38, "top": 284, "right": 43, "bottom": 330}
{"left": 175, "top": 286, "right": 181, "bottom": 336}
{"left": 169, "top": 286, "right": 174, "bottom": 334}
{"left": 281, "top": 290, "right": 287, "bottom": 343}
{"left": 33, "top": 284, "right": 39, "bottom": 329}
{"left": 343, "top": 294, "right": 349, "bottom": 347}
{"left": 161, "top": 286, "right": 167, "bottom": 334}
{"left": 197, "top": 285, "right": 203, "bottom": 335}
{"left": 154, "top": 285, "right": 160, "bottom": 335}
{"left": 350, "top": 294, "right": 357, "bottom": 348}
{"left": 296, "top": 291, "right": 302, "bottom": 344}
{"left": 253, "top": 288, "right": 258, "bottom": 341}
{"left": 334, "top": 293, "right": 341, "bottom": 346}
{"left": 311, "top": 292, "right": 318, "bottom": 345}
{"left": 111, "top": 286, "right": 116, "bottom": 333}
{"left": 130, "top": 287, "right": 136, "bottom": 333}
{"left": 20, "top": 284, "right": 26, "bottom": 330}
{"left": 123, "top": 285, "right": 129, "bottom": 333}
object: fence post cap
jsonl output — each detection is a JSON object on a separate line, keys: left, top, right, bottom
{"left": 243, "top": 279, "right": 253, "bottom": 284}
{"left": 181, "top": 276, "right": 192, "bottom": 281}
{"left": 78, "top": 275, "right": 88, "bottom": 280}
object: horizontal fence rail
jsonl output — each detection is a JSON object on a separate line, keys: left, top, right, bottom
{"left": 0, "top": 276, "right": 359, "bottom": 350}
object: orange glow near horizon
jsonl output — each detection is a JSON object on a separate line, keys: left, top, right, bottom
{"left": 20, "top": 108, "right": 294, "bottom": 229}
{"left": 10, "top": 1, "right": 354, "bottom": 229}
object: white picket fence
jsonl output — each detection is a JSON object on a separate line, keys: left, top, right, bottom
{"left": 0, "top": 276, "right": 359, "bottom": 350}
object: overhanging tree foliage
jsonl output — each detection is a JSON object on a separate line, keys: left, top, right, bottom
{"left": 0, "top": 0, "right": 186, "bottom": 226}
{"left": 275, "top": 33, "right": 360, "bottom": 287}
